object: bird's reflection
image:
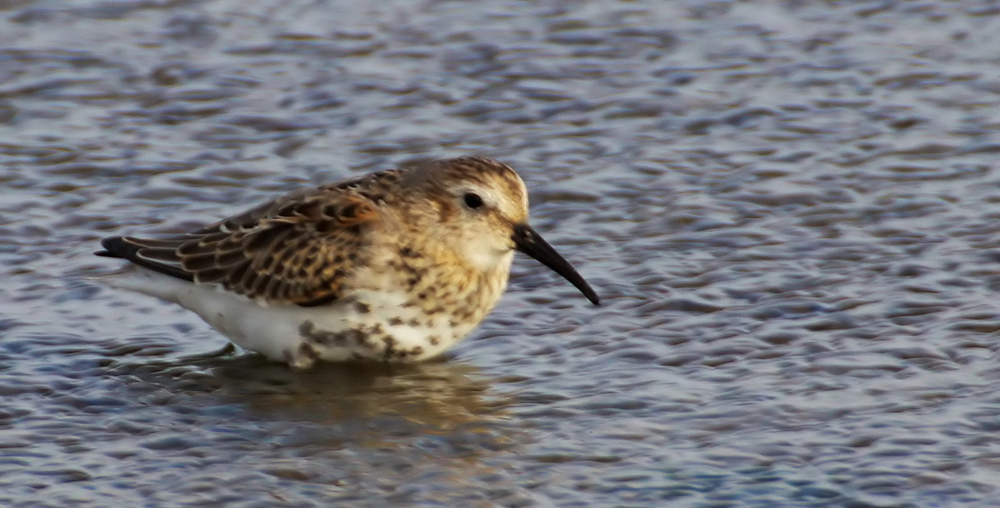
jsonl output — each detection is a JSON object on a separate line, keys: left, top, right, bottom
{"left": 113, "top": 351, "right": 514, "bottom": 433}
{"left": 101, "top": 348, "right": 522, "bottom": 496}
{"left": 223, "top": 357, "right": 509, "bottom": 430}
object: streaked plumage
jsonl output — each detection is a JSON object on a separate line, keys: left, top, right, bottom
{"left": 97, "top": 156, "right": 599, "bottom": 368}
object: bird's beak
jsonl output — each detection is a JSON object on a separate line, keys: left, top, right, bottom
{"left": 512, "top": 224, "right": 600, "bottom": 305}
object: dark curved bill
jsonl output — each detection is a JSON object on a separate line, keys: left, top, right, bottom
{"left": 512, "top": 224, "right": 600, "bottom": 305}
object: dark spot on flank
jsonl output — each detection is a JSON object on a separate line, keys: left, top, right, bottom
{"left": 298, "top": 342, "right": 320, "bottom": 360}
{"left": 382, "top": 335, "right": 398, "bottom": 361}
{"left": 410, "top": 346, "right": 423, "bottom": 356}
{"left": 354, "top": 301, "right": 371, "bottom": 314}
{"left": 299, "top": 320, "right": 365, "bottom": 346}
{"left": 388, "top": 317, "right": 403, "bottom": 326}
{"left": 455, "top": 306, "right": 474, "bottom": 320}
{"left": 298, "top": 320, "right": 315, "bottom": 336}
{"left": 351, "top": 329, "right": 367, "bottom": 346}
{"left": 429, "top": 335, "right": 440, "bottom": 346}
{"left": 408, "top": 318, "right": 421, "bottom": 327}
{"left": 299, "top": 323, "right": 331, "bottom": 344}
{"left": 399, "top": 246, "right": 422, "bottom": 259}
{"left": 417, "top": 291, "right": 428, "bottom": 300}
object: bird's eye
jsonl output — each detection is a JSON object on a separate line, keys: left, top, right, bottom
{"left": 463, "top": 192, "right": 484, "bottom": 209}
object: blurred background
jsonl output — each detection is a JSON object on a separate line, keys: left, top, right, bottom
{"left": 3, "top": 0, "right": 1000, "bottom": 506}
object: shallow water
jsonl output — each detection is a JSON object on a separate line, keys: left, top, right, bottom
{"left": 3, "top": 0, "right": 1000, "bottom": 506}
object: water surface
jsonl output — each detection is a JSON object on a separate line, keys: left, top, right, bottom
{"left": 3, "top": 1, "right": 1000, "bottom": 506}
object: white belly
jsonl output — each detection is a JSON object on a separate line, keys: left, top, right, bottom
{"left": 103, "top": 267, "right": 474, "bottom": 367}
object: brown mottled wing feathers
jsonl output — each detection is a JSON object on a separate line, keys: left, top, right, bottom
{"left": 99, "top": 170, "right": 400, "bottom": 306}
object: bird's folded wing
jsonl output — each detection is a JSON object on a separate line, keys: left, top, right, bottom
{"left": 98, "top": 189, "right": 380, "bottom": 307}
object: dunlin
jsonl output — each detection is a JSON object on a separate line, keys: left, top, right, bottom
{"left": 97, "top": 156, "right": 599, "bottom": 368}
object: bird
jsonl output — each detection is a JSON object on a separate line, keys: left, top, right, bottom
{"left": 96, "top": 156, "right": 600, "bottom": 368}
